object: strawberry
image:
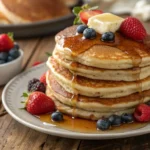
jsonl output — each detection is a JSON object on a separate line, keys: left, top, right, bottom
{"left": 40, "top": 72, "right": 47, "bottom": 86}
{"left": 25, "top": 92, "right": 55, "bottom": 115}
{"left": 79, "top": 10, "right": 103, "bottom": 24}
{"left": 32, "top": 61, "right": 42, "bottom": 67}
{"left": 120, "top": 17, "right": 147, "bottom": 41}
{"left": 0, "top": 33, "right": 14, "bottom": 52}
{"left": 134, "top": 104, "right": 150, "bottom": 122}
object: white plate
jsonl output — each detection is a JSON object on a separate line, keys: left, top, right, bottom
{"left": 2, "top": 63, "right": 150, "bottom": 139}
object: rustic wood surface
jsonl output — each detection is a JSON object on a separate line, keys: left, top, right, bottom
{"left": 0, "top": 22, "right": 150, "bottom": 150}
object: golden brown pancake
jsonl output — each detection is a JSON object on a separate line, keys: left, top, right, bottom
{"left": 46, "top": 70, "right": 150, "bottom": 120}
{"left": 48, "top": 57, "right": 150, "bottom": 98}
{"left": 52, "top": 50, "right": 150, "bottom": 81}
{"left": 0, "top": 0, "right": 70, "bottom": 24}
{"left": 55, "top": 26, "right": 150, "bottom": 69}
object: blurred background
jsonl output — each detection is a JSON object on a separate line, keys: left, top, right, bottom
{"left": 0, "top": 0, "right": 149, "bottom": 37}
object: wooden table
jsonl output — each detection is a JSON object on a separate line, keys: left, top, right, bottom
{"left": 1, "top": 22, "right": 150, "bottom": 150}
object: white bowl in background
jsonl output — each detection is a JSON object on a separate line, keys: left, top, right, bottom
{"left": 0, "top": 49, "right": 24, "bottom": 86}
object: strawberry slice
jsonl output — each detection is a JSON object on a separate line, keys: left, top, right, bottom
{"left": 79, "top": 10, "right": 103, "bottom": 24}
{"left": 0, "top": 33, "right": 14, "bottom": 52}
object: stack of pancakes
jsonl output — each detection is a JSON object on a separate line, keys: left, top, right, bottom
{"left": 46, "top": 25, "right": 150, "bottom": 120}
{"left": 0, "top": 0, "right": 70, "bottom": 24}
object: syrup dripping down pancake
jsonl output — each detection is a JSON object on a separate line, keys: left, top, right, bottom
{"left": 46, "top": 70, "right": 150, "bottom": 112}
{"left": 52, "top": 50, "right": 150, "bottom": 81}
{"left": 55, "top": 26, "right": 150, "bottom": 69}
{"left": 47, "top": 57, "right": 150, "bottom": 98}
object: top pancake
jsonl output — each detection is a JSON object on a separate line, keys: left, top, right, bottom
{"left": 55, "top": 25, "right": 150, "bottom": 69}
{"left": 0, "top": 0, "right": 70, "bottom": 24}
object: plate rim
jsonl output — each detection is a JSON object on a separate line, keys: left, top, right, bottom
{"left": 0, "top": 14, "right": 74, "bottom": 28}
{"left": 2, "top": 64, "right": 150, "bottom": 140}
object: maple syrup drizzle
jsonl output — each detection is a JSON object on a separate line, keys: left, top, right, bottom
{"left": 39, "top": 114, "right": 148, "bottom": 133}
{"left": 51, "top": 26, "right": 150, "bottom": 132}
{"left": 70, "top": 73, "right": 78, "bottom": 119}
{"left": 63, "top": 31, "right": 150, "bottom": 105}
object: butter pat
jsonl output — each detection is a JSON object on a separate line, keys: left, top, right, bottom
{"left": 88, "top": 13, "right": 124, "bottom": 34}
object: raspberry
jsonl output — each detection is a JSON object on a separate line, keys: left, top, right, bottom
{"left": 134, "top": 104, "right": 150, "bottom": 122}
{"left": 120, "top": 17, "right": 147, "bottom": 41}
{"left": 30, "top": 82, "right": 46, "bottom": 93}
{"left": 28, "top": 78, "right": 39, "bottom": 92}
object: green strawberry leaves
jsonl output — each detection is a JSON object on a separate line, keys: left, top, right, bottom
{"left": 21, "top": 92, "right": 28, "bottom": 98}
{"left": 72, "top": 4, "right": 99, "bottom": 25}
{"left": 7, "top": 32, "right": 14, "bottom": 41}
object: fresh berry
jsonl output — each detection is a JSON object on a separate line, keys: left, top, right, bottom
{"left": 0, "top": 52, "right": 8, "bottom": 61}
{"left": 29, "top": 81, "right": 45, "bottom": 93}
{"left": 26, "top": 92, "right": 55, "bottom": 115}
{"left": 0, "top": 60, "right": 6, "bottom": 64}
{"left": 40, "top": 73, "right": 47, "bottom": 86}
{"left": 32, "top": 61, "right": 42, "bottom": 67}
{"left": 51, "top": 112, "right": 63, "bottom": 122}
{"left": 120, "top": 17, "right": 147, "bottom": 41}
{"left": 77, "top": 25, "right": 88, "bottom": 33}
{"left": 97, "top": 118, "right": 111, "bottom": 130}
{"left": 9, "top": 48, "right": 20, "bottom": 59}
{"left": 0, "top": 34, "right": 14, "bottom": 52}
{"left": 13, "top": 43, "right": 19, "bottom": 50}
{"left": 134, "top": 104, "right": 150, "bottom": 122}
{"left": 80, "top": 10, "right": 103, "bottom": 24}
{"left": 121, "top": 113, "right": 134, "bottom": 123}
{"left": 28, "top": 78, "right": 40, "bottom": 92}
{"left": 7, "top": 56, "right": 15, "bottom": 62}
{"left": 108, "top": 115, "right": 122, "bottom": 126}
{"left": 101, "top": 32, "right": 115, "bottom": 42}
{"left": 83, "top": 28, "right": 96, "bottom": 39}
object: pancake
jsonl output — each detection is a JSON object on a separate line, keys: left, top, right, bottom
{"left": 47, "top": 57, "right": 150, "bottom": 98}
{"left": 46, "top": 70, "right": 150, "bottom": 113}
{"left": 55, "top": 25, "right": 150, "bottom": 69}
{"left": 46, "top": 86, "right": 135, "bottom": 120}
{"left": 52, "top": 49, "right": 150, "bottom": 81}
{"left": 0, "top": 0, "right": 70, "bottom": 24}
{"left": 0, "top": 11, "right": 10, "bottom": 24}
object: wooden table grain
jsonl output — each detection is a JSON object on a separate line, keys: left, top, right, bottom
{"left": 1, "top": 22, "right": 150, "bottom": 150}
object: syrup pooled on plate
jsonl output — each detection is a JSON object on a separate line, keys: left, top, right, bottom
{"left": 39, "top": 114, "right": 148, "bottom": 133}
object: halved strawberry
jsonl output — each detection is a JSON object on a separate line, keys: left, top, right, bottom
{"left": 79, "top": 10, "right": 103, "bottom": 24}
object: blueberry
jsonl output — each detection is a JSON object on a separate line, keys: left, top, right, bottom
{"left": 0, "top": 60, "right": 6, "bottom": 64}
{"left": 77, "top": 25, "right": 88, "bottom": 33}
{"left": 9, "top": 49, "right": 20, "bottom": 59}
{"left": 0, "top": 52, "right": 8, "bottom": 61}
{"left": 121, "top": 113, "right": 134, "bottom": 123}
{"left": 51, "top": 112, "right": 63, "bottom": 122}
{"left": 101, "top": 32, "right": 115, "bottom": 42}
{"left": 13, "top": 43, "right": 20, "bottom": 50}
{"left": 97, "top": 118, "right": 111, "bottom": 131}
{"left": 108, "top": 115, "right": 122, "bottom": 126}
{"left": 7, "top": 56, "right": 15, "bottom": 62}
{"left": 83, "top": 28, "right": 96, "bottom": 39}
